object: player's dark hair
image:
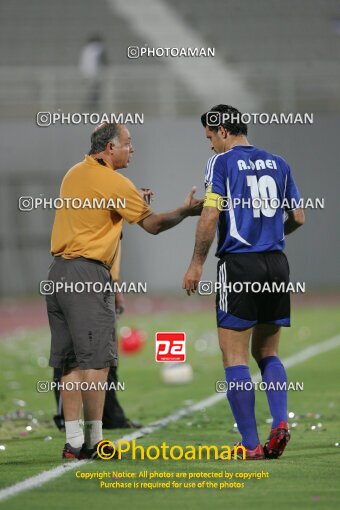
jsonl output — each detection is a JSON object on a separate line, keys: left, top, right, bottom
{"left": 88, "top": 123, "right": 120, "bottom": 154}
{"left": 200, "top": 104, "right": 248, "bottom": 135}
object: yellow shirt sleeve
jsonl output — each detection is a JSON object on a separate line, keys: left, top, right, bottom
{"left": 113, "top": 174, "right": 152, "bottom": 224}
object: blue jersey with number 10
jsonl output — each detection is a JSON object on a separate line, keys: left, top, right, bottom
{"left": 204, "top": 145, "right": 301, "bottom": 257}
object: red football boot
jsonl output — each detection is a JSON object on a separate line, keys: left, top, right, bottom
{"left": 231, "top": 442, "right": 265, "bottom": 460}
{"left": 62, "top": 443, "right": 81, "bottom": 460}
{"left": 264, "top": 421, "right": 290, "bottom": 459}
{"left": 78, "top": 440, "right": 117, "bottom": 460}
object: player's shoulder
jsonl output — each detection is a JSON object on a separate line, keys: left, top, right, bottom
{"left": 271, "top": 152, "right": 290, "bottom": 171}
{"left": 251, "top": 147, "right": 291, "bottom": 171}
{"left": 204, "top": 154, "right": 221, "bottom": 183}
{"left": 205, "top": 149, "right": 234, "bottom": 166}
{"left": 204, "top": 151, "right": 233, "bottom": 181}
{"left": 241, "top": 144, "right": 283, "bottom": 164}
{"left": 268, "top": 150, "right": 287, "bottom": 163}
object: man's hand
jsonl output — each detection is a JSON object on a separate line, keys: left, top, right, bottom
{"left": 139, "top": 188, "right": 155, "bottom": 205}
{"left": 183, "top": 186, "right": 204, "bottom": 216}
{"left": 138, "top": 187, "right": 203, "bottom": 235}
{"left": 284, "top": 207, "right": 305, "bottom": 235}
{"left": 182, "top": 263, "right": 203, "bottom": 296}
{"left": 115, "top": 292, "right": 125, "bottom": 317}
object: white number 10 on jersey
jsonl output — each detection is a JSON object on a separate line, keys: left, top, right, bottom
{"left": 246, "top": 175, "right": 278, "bottom": 218}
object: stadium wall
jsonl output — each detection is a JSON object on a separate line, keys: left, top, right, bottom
{"left": 0, "top": 116, "right": 338, "bottom": 295}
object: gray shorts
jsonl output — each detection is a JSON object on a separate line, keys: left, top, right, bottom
{"left": 46, "top": 257, "right": 117, "bottom": 370}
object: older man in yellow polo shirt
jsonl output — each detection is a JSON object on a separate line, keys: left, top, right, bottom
{"left": 46, "top": 122, "right": 202, "bottom": 459}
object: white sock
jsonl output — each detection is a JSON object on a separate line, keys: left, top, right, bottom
{"left": 65, "top": 420, "right": 84, "bottom": 448}
{"left": 84, "top": 420, "right": 102, "bottom": 449}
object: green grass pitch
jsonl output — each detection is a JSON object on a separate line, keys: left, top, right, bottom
{"left": 0, "top": 306, "right": 340, "bottom": 509}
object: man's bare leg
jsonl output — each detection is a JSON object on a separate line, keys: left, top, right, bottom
{"left": 81, "top": 367, "right": 109, "bottom": 449}
{"left": 61, "top": 367, "right": 84, "bottom": 448}
{"left": 82, "top": 368, "right": 109, "bottom": 420}
{"left": 61, "top": 367, "right": 109, "bottom": 449}
{"left": 218, "top": 327, "right": 261, "bottom": 452}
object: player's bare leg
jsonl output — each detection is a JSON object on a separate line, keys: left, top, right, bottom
{"left": 218, "top": 327, "right": 264, "bottom": 459}
{"left": 218, "top": 327, "right": 251, "bottom": 367}
{"left": 251, "top": 323, "right": 281, "bottom": 362}
{"left": 252, "top": 324, "right": 290, "bottom": 458}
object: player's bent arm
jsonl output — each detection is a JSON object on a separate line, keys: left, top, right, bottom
{"left": 190, "top": 206, "right": 220, "bottom": 265}
{"left": 182, "top": 206, "right": 219, "bottom": 295}
{"left": 284, "top": 207, "right": 305, "bottom": 235}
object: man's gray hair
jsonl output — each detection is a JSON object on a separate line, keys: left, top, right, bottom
{"left": 88, "top": 123, "right": 120, "bottom": 154}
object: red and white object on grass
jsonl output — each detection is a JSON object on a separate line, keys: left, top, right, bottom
{"left": 161, "top": 362, "right": 193, "bottom": 385}
{"left": 119, "top": 327, "right": 145, "bottom": 355}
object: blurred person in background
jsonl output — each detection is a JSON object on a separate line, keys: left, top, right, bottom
{"left": 79, "top": 35, "right": 107, "bottom": 112}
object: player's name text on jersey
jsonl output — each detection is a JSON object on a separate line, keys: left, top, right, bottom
{"left": 237, "top": 159, "right": 277, "bottom": 171}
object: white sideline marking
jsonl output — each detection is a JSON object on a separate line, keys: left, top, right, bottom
{"left": 1, "top": 334, "right": 339, "bottom": 502}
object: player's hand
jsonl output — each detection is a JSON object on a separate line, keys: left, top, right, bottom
{"left": 115, "top": 292, "right": 125, "bottom": 317}
{"left": 182, "top": 263, "right": 203, "bottom": 296}
{"left": 139, "top": 188, "right": 155, "bottom": 205}
{"left": 183, "top": 186, "right": 203, "bottom": 216}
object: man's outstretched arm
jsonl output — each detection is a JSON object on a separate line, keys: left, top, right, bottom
{"left": 182, "top": 206, "right": 220, "bottom": 295}
{"left": 138, "top": 187, "right": 203, "bottom": 235}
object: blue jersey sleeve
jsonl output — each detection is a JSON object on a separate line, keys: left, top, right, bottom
{"left": 284, "top": 165, "right": 301, "bottom": 211}
{"left": 204, "top": 156, "right": 216, "bottom": 187}
{"left": 204, "top": 155, "right": 225, "bottom": 195}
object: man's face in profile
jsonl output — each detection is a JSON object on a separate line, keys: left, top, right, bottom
{"left": 205, "top": 126, "right": 226, "bottom": 154}
{"left": 112, "top": 126, "right": 134, "bottom": 169}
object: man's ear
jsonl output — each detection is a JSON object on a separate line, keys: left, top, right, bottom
{"left": 218, "top": 126, "right": 228, "bottom": 139}
{"left": 107, "top": 141, "right": 114, "bottom": 153}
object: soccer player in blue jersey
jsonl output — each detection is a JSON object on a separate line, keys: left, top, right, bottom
{"left": 183, "top": 104, "right": 305, "bottom": 459}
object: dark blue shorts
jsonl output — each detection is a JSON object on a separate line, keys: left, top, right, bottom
{"left": 216, "top": 251, "right": 291, "bottom": 330}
